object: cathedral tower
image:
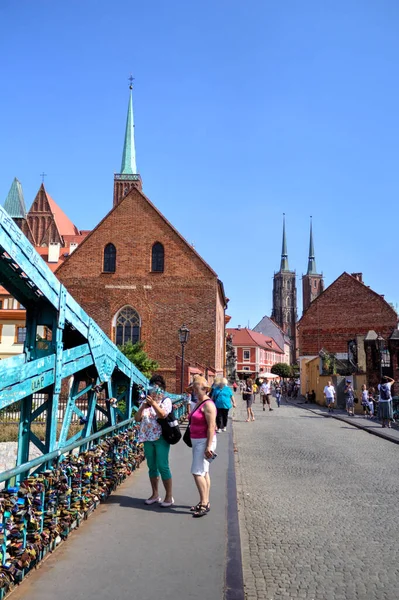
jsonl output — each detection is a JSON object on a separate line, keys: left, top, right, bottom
{"left": 302, "top": 217, "right": 324, "bottom": 313}
{"left": 113, "top": 80, "right": 142, "bottom": 207}
{"left": 271, "top": 214, "right": 297, "bottom": 362}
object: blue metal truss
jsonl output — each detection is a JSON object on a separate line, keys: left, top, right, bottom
{"left": 0, "top": 205, "right": 180, "bottom": 480}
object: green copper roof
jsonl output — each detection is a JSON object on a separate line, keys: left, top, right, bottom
{"left": 4, "top": 177, "right": 27, "bottom": 219}
{"left": 307, "top": 218, "right": 317, "bottom": 275}
{"left": 280, "top": 214, "right": 289, "bottom": 271}
{"left": 120, "top": 91, "right": 137, "bottom": 175}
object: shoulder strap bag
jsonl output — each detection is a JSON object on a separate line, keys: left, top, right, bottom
{"left": 183, "top": 400, "right": 208, "bottom": 448}
{"left": 157, "top": 398, "right": 182, "bottom": 445}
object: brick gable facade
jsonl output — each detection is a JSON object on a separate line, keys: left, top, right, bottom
{"left": 297, "top": 272, "right": 398, "bottom": 356}
{"left": 56, "top": 186, "right": 227, "bottom": 392}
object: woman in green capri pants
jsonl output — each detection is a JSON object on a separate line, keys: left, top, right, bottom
{"left": 135, "top": 374, "right": 174, "bottom": 507}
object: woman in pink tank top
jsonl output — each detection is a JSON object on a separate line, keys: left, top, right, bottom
{"left": 186, "top": 376, "right": 217, "bottom": 518}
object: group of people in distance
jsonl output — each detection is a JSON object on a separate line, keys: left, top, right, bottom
{"left": 323, "top": 375, "right": 395, "bottom": 428}
{"left": 241, "top": 377, "right": 283, "bottom": 422}
{"left": 135, "top": 373, "right": 235, "bottom": 519}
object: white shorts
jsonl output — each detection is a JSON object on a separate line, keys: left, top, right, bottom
{"left": 191, "top": 437, "right": 217, "bottom": 476}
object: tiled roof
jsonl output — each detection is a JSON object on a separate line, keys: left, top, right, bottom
{"left": 46, "top": 192, "right": 79, "bottom": 237}
{"left": 226, "top": 328, "right": 283, "bottom": 353}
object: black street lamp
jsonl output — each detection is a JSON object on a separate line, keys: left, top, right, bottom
{"left": 377, "top": 334, "right": 385, "bottom": 381}
{"left": 178, "top": 324, "right": 190, "bottom": 394}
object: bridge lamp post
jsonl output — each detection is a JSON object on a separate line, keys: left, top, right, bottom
{"left": 178, "top": 324, "right": 190, "bottom": 394}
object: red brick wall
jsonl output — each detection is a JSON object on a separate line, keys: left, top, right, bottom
{"left": 56, "top": 187, "right": 224, "bottom": 392}
{"left": 298, "top": 273, "right": 398, "bottom": 356}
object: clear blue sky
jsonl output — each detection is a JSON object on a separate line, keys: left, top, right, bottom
{"left": 1, "top": 1, "right": 399, "bottom": 327}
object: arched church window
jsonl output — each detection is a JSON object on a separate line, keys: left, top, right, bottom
{"left": 115, "top": 306, "right": 141, "bottom": 346}
{"left": 103, "top": 243, "right": 116, "bottom": 273}
{"left": 151, "top": 242, "right": 164, "bottom": 272}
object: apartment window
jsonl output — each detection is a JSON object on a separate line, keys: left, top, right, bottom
{"left": 16, "top": 327, "right": 27, "bottom": 344}
{"left": 243, "top": 349, "right": 250, "bottom": 361}
{"left": 0, "top": 300, "right": 2, "bottom": 309}
{"left": 243, "top": 366, "right": 250, "bottom": 371}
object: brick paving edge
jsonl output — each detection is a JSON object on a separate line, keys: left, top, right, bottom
{"left": 286, "top": 400, "right": 399, "bottom": 446}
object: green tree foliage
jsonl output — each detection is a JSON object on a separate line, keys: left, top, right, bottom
{"left": 118, "top": 341, "right": 159, "bottom": 378}
{"left": 270, "top": 362, "right": 292, "bottom": 379}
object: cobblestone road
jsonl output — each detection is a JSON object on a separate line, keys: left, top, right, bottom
{"left": 233, "top": 396, "right": 399, "bottom": 600}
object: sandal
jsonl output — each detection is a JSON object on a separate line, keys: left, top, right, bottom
{"left": 190, "top": 502, "right": 210, "bottom": 512}
{"left": 193, "top": 504, "right": 208, "bottom": 518}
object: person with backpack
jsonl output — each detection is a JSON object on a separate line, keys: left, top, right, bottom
{"left": 378, "top": 375, "right": 395, "bottom": 428}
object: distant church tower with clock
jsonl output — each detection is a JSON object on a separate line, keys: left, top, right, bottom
{"left": 271, "top": 215, "right": 297, "bottom": 363}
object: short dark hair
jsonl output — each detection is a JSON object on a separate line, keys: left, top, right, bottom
{"left": 149, "top": 374, "right": 166, "bottom": 390}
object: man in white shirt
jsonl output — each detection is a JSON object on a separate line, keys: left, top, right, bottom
{"left": 260, "top": 379, "right": 273, "bottom": 412}
{"left": 323, "top": 381, "right": 336, "bottom": 413}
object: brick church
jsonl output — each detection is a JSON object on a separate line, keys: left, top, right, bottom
{"left": 271, "top": 216, "right": 323, "bottom": 363}
{"left": 56, "top": 85, "right": 227, "bottom": 392}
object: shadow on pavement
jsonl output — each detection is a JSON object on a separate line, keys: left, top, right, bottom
{"left": 105, "top": 494, "right": 190, "bottom": 515}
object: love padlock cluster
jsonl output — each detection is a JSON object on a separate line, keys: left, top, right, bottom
{"left": 0, "top": 424, "right": 144, "bottom": 596}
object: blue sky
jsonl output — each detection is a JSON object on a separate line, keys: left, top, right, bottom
{"left": 1, "top": 0, "right": 398, "bottom": 326}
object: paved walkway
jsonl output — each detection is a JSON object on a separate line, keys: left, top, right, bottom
{"left": 233, "top": 394, "right": 399, "bottom": 600}
{"left": 287, "top": 397, "right": 399, "bottom": 445}
{"left": 12, "top": 426, "right": 235, "bottom": 600}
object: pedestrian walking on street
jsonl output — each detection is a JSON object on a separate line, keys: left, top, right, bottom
{"left": 187, "top": 376, "right": 217, "bottom": 517}
{"left": 213, "top": 377, "right": 236, "bottom": 432}
{"left": 367, "top": 388, "right": 375, "bottom": 418}
{"left": 344, "top": 380, "right": 355, "bottom": 416}
{"left": 260, "top": 379, "right": 273, "bottom": 412}
{"left": 243, "top": 378, "right": 255, "bottom": 422}
{"left": 282, "top": 382, "right": 288, "bottom": 402}
{"left": 378, "top": 375, "right": 395, "bottom": 428}
{"left": 232, "top": 381, "right": 238, "bottom": 393}
{"left": 275, "top": 382, "right": 282, "bottom": 407}
{"left": 323, "top": 380, "right": 336, "bottom": 413}
{"left": 361, "top": 384, "right": 370, "bottom": 418}
{"left": 135, "top": 374, "right": 174, "bottom": 507}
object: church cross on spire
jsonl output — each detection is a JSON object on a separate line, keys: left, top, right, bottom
{"left": 120, "top": 78, "right": 138, "bottom": 175}
{"left": 307, "top": 216, "right": 317, "bottom": 275}
{"left": 280, "top": 213, "right": 289, "bottom": 271}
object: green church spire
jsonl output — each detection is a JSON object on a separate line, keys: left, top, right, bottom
{"left": 280, "top": 213, "right": 289, "bottom": 271}
{"left": 4, "top": 177, "right": 27, "bottom": 219}
{"left": 120, "top": 81, "right": 137, "bottom": 175}
{"left": 307, "top": 216, "right": 317, "bottom": 275}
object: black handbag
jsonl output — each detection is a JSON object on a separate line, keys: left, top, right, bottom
{"left": 157, "top": 399, "right": 182, "bottom": 445}
{"left": 183, "top": 425, "right": 192, "bottom": 448}
{"left": 183, "top": 400, "right": 207, "bottom": 448}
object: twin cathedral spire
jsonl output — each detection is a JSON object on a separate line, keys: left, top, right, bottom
{"left": 271, "top": 215, "right": 324, "bottom": 361}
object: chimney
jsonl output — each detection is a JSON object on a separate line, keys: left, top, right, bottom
{"left": 237, "top": 325, "right": 241, "bottom": 330}
{"left": 48, "top": 242, "right": 61, "bottom": 263}
{"left": 351, "top": 273, "right": 363, "bottom": 283}
{"left": 70, "top": 242, "right": 78, "bottom": 253}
